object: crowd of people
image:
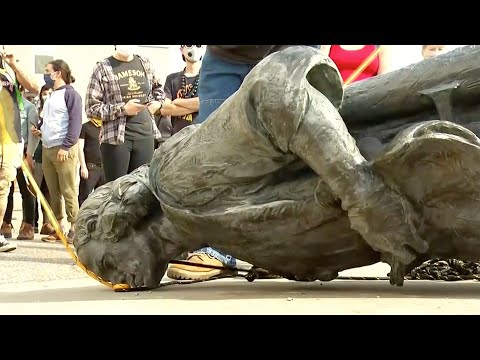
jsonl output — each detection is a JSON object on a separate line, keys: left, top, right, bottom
{"left": 0, "top": 44, "right": 450, "bottom": 281}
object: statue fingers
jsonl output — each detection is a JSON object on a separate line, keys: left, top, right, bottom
{"left": 389, "top": 256, "right": 406, "bottom": 286}
{"left": 381, "top": 252, "right": 406, "bottom": 286}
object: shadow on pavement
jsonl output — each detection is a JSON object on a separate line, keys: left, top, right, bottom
{"left": 0, "top": 255, "right": 75, "bottom": 266}
{"left": 1, "top": 278, "right": 479, "bottom": 304}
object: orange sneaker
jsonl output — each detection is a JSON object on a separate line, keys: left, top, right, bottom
{"left": 166, "top": 253, "right": 233, "bottom": 280}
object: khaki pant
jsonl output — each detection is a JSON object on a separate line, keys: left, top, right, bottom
{"left": 42, "top": 144, "right": 79, "bottom": 224}
{"left": 0, "top": 143, "right": 22, "bottom": 226}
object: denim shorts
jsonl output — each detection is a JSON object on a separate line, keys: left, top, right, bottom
{"left": 197, "top": 45, "right": 320, "bottom": 123}
{"left": 196, "top": 48, "right": 256, "bottom": 124}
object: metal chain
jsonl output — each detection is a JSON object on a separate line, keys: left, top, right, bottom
{"left": 154, "top": 259, "right": 480, "bottom": 290}
{"left": 114, "top": 259, "right": 480, "bottom": 292}
{"left": 407, "top": 259, "right": 480, "bottom": 281}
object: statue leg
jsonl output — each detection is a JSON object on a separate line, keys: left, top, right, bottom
{"left": 287, "top": 96, "right": 428, "bottom": 284}
{"left": 237, "top": 46, "right": 428, "bottom": 285}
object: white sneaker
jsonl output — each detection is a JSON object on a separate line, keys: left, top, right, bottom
{"left": 0, "top": 235, "right": 17, "bottom": 252}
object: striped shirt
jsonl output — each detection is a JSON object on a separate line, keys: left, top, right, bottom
{"left": 85, "top": 55, "right": 166, "bottom": 145}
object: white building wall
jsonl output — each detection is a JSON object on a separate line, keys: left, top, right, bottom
{"left": 389, "top": 45, "right": 466, "bottom": 70}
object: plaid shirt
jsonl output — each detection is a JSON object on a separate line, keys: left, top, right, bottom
{"left": 85, "top": 55, "right": 166, "bottom": 145}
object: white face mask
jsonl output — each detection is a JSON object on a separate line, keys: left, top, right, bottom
{"left": 115, "top": 45, "right": 138, "bottom": 57}
{"left": 182, "top": 45, "right": 205, "bottom": 63}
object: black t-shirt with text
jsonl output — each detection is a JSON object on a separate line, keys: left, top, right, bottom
{"left": 108, "top": 55, "right": 153, "bottom": 140}
{"left": 164, "top": 71, "right": 199, "bottom": 134}
{"left": 80, "top": 121, "right": 102, "bottom": 165}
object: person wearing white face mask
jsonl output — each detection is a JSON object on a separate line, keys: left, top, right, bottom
{"left": 160, "top": 45, "right": 204, "bottom": 134}
{"left": 85, "top": 45, "right": 166, "bottom": 183}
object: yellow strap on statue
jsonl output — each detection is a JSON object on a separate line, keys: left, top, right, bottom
{"left": 20, "top": 160, "right": 115, "bottom": 289}
{"left": 1, "top": 71, "right": 115, "bottom": 289}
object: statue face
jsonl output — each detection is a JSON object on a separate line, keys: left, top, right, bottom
{"left": 75, "top": 223, "right": 168, "bottom": 289}
{"left": 74, "top": 166, "right": 168, "bottom": 289}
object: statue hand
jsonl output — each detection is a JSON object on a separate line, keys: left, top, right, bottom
{"left": 381, "top": 253, "right": 406, "bottom": 286}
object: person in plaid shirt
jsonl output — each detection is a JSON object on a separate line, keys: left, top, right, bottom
{"left": 85, "top": 45, "right": 166, "bottom": 182}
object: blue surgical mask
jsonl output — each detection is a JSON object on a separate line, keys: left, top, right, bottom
{"left": 43, "top": 74, "right": 54, "bottom": 89}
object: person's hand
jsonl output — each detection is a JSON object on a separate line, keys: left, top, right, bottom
{"left": 124, "top": 99, "right": 147, "bottom": 116}
{"left": 57, "top": 148, "right": 69, "bottom": 162}
{"left": 147, "top": 100, "right": 162, "bottom": 115}
{"left": 0, "top": 50, "right": 16, "bottom": 66}
{"left": 25, "top": 154, "right": 34, "bottom": 172}
{"left": 80, "top": 165, "right": 89, "bottom": 179}
{"left": 31, "top": 125, "right": 41, "bottom": 137}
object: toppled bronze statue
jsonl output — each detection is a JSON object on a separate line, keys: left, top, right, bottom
{"left": 74, "top": 45, "right": 480, "bottom": 289}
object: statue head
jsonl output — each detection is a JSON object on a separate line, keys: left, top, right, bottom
{"left": 73, "top": 165, "right": 168, "bottom": 289}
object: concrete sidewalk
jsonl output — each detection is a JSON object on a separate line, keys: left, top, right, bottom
{"left": 1, "top": 272, "right": 480, "bottom": 315}
{"left": 1, "top": 240, "right": 479, "bottom": 315}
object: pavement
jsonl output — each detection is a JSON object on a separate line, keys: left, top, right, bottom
{"left": 1, "top": 191, "right": 480, "bottom": 315}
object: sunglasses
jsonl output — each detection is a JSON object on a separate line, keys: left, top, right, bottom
{"left": 182, "top": 45, "right": 202, "bottom": 48}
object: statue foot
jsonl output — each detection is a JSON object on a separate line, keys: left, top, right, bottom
{"left": 347, "top": 182, "right": 428, "bottom": 266}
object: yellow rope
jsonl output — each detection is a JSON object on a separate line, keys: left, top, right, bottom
{"left": 1, "top": 70, "right": 123, "bottom": 290}
{"left": 20, "top": 160, "right": 117, "bottom": 289}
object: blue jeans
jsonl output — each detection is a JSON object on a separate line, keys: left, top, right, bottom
{"left": 194, "top": 45, "right": 319, "bottom": 265}
{"left": 197, "top": 45, "right": 320, "bottom": 124}
{"left": 196, "top": 48, "right": 255, "bottom": 124}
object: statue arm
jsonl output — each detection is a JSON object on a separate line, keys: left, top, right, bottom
{"left": 249, "top": 47, "right": 426, "bottom": 274}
